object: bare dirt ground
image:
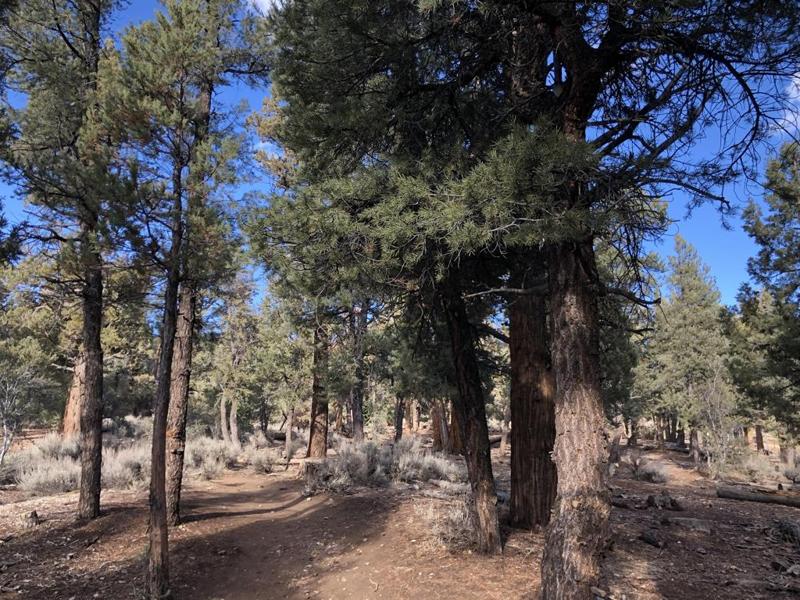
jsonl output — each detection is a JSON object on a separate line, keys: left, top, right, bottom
{"left": 1, "top": 444, "right": 799, "bottom": 600}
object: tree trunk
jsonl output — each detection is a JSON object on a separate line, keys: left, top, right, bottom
{"left": 442, "top": 277, "right": 502, "bottom": 554}
{"left": 166, "top": 286, "right": 195, "bottom": 526}
{"left": 0, "top": 418, "right": 14, "bottom": 466}
{"left": 219, "top": 396, "right": 231, "bottom": 444}
{"left": 62, "top": 354, "right": 85, "bottom": 438}
{"left": 394, "top": 397, "right": 405, "bottom": 442}
{"left": 755, "top": 424, "right": 764, "bottom": 453}
{"left": 412, "top": 399, "right": 420, "bottom": 432}
{"left": 403, "top": 399, "right": 414, "bottom": 435}
{"left": 285, "top": 406, "right": 294, "bottom": 469}
{"left": 690, "top": 428, "right": 701, "bottom": 463}
{"left": 147, "top": 156, "right": 184, "bottom": 600}
{"left": 307, "top": 324, "right": 329, "bottom": 458}
{"left": 229, "top": 396, "right": 240, "bottom": 451}
{"left": 449, "top": 399, "right": 463, "bottom": 454}
{"left": 509, "top": 276, "right": 557, "bottom": 529}
{"left": 676, "top": 427, "right": 686, "bottom": 448}
{"left": 78, "top": 223, "right": 104, "bottom": 521}
{"left": 627, "top": 419, "right": 638, "bottom": 447}
{"left": 540, "top": 239, "right": 610, "bottom": 600}
{"left": 349, "top": 302, "right": 368, "bottom": 442}
{"left": 259, "top": 401, "right": 270, "bottom": 437}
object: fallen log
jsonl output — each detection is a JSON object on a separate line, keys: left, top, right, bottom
{"left": 488, "top": 435, "right": 502, "bottom": 446}
{"left": 717, "top": 485, "right": 800, "bottom": 509}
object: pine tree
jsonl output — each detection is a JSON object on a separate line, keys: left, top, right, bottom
{"left": 742, "top": 143, "right": 800, "bottom": 436}
{"left": 0, "top": 0, "right": 127, "bottom": 520}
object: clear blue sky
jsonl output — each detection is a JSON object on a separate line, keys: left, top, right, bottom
{"left": 1, "top": 1, "right": 791, "bottom": 307}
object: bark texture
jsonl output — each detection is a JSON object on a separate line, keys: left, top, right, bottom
{"left": 78, "top": 223, "right": 104, "bottom": 521}
{"left": 62, "top": 354, "right": 85, "bottom": 438}
{"left": 307, "top": 325, "right": 329, "bottom": 458}
{"left": 394, "top": 397, "right": 405, "bottom": 442}
{"left": 509, "top": 283, "right": 557, "bottom": 529}
{"left": 540, "top": 240, "right": 610, "bottom": 599}
{"left": 166, "top": 286, "right": 195, "bottom": 526}
{"left": 349, "top": 302, "right": 367, "bottom": 442}
{"left": 442, "top": 278, "right": 502, "bottom": 554}
{"left": 755, "top": 424, "right": 764, "bottom": 453}
{"left": 229, "top": 396, "right": 241, "bottom": 450}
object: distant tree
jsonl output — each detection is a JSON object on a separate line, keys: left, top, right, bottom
{"left": 742, "top": 143, "right": 800, "bottom": 438}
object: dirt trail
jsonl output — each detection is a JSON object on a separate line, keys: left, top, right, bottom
{"left": 2, "top": 447, "right": 800, "bottom": 599}
{"left": 0, "top": 466, "right": 538, "bottom": 599}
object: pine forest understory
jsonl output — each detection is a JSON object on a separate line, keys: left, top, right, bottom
{"left": 1, "top": 2, "right": 800, "bottom": 599}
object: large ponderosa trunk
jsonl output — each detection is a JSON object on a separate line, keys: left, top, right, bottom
{"left": 349, "top": 302, "right": 368, "bottom": 442}
{"left": 540, "top": 239, "right": 610, "bottom": 599}
{"left": 508, "top": 277, "right": 557, "bottom": 529}
{"left": 442, "top": 278, "right": 502, "bottom": 554}
{"left": 62, "top": 354, "right": 85, "bottom": 438}
{"left": 77, "top": 223, "right": 104, "bottom": 521}
{"left": 307, "top": 324, "right": 329, "bottom": 458}
{"left": 166, "top": 286, "right": 195, "bottom": 526}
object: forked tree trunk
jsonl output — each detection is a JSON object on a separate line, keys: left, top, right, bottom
{"left": 229, "top": 396, "right": 241, "bottom": 451}
{"left": 350, "top": 302, "right": 368, "bottom": 442}
{"left": 166, "top": 286, "right": 195, "bottom": 526}
{"left": 540, "top": 239, "right": 610, "bottom": 600}
{"left": 62, "top": 354, "right": 86, "bottom": 438}
{"left": 394, "top": 397, "right": 405, "bottom": 442}
{"left": 442, "top": 278, "right": 501, "bottom": 554}
{"left": 307, "top": 325, "right": 329, "bottom": 458}
{"left": 78, "top": 224, "right": 104, "bottom": 521}
{"left": 509, "top": 278, "right": 557, "bottom": 529}
{"left": 755, "top": 424, "right": 764, "bottom": 453}
{"left": 219, "top": 396, "right": 231, "bottom": 444}
{"left": 147, "top": 158, "right": 184, "bottom": 600}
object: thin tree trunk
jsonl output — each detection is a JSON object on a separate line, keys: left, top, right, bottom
{"left": 259, "top": 401, "right": 269, "bottom": 437}
{"left": 755, "top": 424, "right": 764, "bottom": 453}
{"left": 403, "top": 399, "right": 414, "bottom": 435}
{"left": 0, "top": 418, "right": 14, "bottom": 466}
{"left": 628, "top": 419, "right": 638, "bottom": 447}
{"left": 307, "top": 324, "right": 329, "bottom": 458}
{"left": 229, "top": 396, "right": 240, "bottom": 451}
{"left": 285, "top": 406, "right": 294, "bottom": 469}
{"left": 442, "top": 277, "right": 501, "bottom": 554}
{"left": 62, "top": 354, "right": 85, "bottom": 438}
{"left": 166, "top": 286, "right": 195, "bottom": 526}
{"left": 540, "top": 239, "right": 610, "bottom": 599}
{"left": 438, "top": 400, "right": 450, "bottom": 453}
{"left": 219, "top": 396, "right": 231, "bottom": 444}
{"left": 676, "top": 427, "right": 686, "bottom": 448}
{"left": 147, "top": 156, "right": 185, "bottom": 600}
{"left": 394, "top": 397, "right": 405, "bottom": 442}
{"left": 411, "top": 399, "right": 420, "bottom": 432}
{"left": 690, "top": 428, "right": 701, "bottom": 463}
{"left": 349, "top": 302, "right": 367, "bottom": 442}
{"left": 78, "top": 222, "right": 104, "bottom": 521}
{"left": 509, "top": 274, "right": 557, "bottom": 529}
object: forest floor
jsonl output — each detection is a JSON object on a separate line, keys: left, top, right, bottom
{"left": 1, "top": 440, "right": 799, "bottom": 599}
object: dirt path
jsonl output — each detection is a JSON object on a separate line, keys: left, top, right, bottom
{"left": 0, "top": 467, "right": 538, "bottom": 599}
{"left": 2, "top": 448, "right": 799, "bottom": 599}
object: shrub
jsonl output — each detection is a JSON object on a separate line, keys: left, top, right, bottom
{"left": 305, "top": 437, "right": 466, "bottom": 493}
{"left": 422, "top": 496, "right": 479, "bottom": 551}
{"left": 636, "top": 461, "right": 669, "bottom": 483}
{"left": 17, "top": 457, "right": 81, "bottom": 494}
{"left": 102, "top": 442, "right": 150, "bottom": 489}
{"left": 742, "top": 453, "right": 778, "bottom": 483}
{"left": 186, "top": 437, "right": 238, "bottom": 470}
{"left": 35, "top": 433, "right": 80, "bottom": 460}
{"left": 242, "top": 442, "right": 277, "bottom": 474}
{"left": 784, "top": 467, "right": 800, "bottom": 484}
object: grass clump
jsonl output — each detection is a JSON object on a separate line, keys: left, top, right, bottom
{"left": 305, "top": 437, "right": 466, "bottom": 493}
{"left": 421, "top": 496, "right": 479, "bottom": 552}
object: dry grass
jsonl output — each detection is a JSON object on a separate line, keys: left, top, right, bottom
{"left": 305, "top": 436, "right": 466, "bottom": 493}
{"left": 419, "top": 496, "right": 479, "bottom": 552}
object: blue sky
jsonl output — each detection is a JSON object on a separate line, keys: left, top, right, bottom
{"left": 1, "top": 0, "right": 791, "bottom": 307}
